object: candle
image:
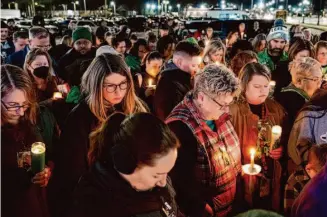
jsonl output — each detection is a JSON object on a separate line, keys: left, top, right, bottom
{"left": 147, "top": 78, "right": 156, "bottom": 88}
{"left": 270, "top": 125, "right": 282, "bottom": 151}
{"left": 31, "top": 142, "right": 46, "bottom": 174}
{"left": 250, "top": 148, "right": 255, "bottom": 170}
{"left": 53, "top": 92, "right": 63, "bottom": 99}
{"left": 269, "top": 81, "right": 276, "bottom": 88}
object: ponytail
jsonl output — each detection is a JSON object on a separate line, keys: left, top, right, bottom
{"left": 88, "top": 112, "right": 126, "bottom": 166}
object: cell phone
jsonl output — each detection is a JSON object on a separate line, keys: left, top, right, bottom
{"left": 57, "top": 83, "right": 70, "bottom": 94}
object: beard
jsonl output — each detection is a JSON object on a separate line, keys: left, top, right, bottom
{"left": 268, "top": 43, "right": 284, "bottom": 57}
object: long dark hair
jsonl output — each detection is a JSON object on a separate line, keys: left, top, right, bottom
{"left": 88, "top": 112, "right": 180, "bottom": 168}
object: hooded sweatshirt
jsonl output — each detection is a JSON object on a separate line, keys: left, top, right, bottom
{"left": 288, "top": 89, "right": 327, "bottom": 166}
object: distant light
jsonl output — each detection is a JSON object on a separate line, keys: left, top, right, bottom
{"left": 146, "top": 3, "right": 150, "bottom": 9}
{"left": 151, "top": 4, "right": 156, "bottom": 9}
{"left": 258, "top": 2, "right": 264, "bottom": 9}
{"left": 168, "top": 5, "right": 172, "bottom": 10}
{"left": 188, "top": 6, "right": 193, "bottom": 9}
{"left": 278, "top": 5, "right": 284, "bottom": 9}
{"left": 110, "top": 1, "right": 115, "bottom": 6}
{"left": 177, "top": 3, "right": 181, "bottom": 8}
{"left": 200, "top": 4, "right": 206, "bottom": 9}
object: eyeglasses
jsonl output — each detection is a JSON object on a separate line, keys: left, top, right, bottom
{"left": 1, "top": 100, "right": 30, "bottom": 111}
{"left": 303, "top": 77, "right": 321, "bottom": 82}
{"left": 204, "top": 92, "right": 233, "bottom": 109}
{"left": 35, "top": 44, "right": 51, "bottom": 50}
{"left": 103, "top": 81, "right": 129, "bottom": 93}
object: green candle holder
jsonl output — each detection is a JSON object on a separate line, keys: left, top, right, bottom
{"left": 31, "top": 142, "right": 46, "bottom": 174}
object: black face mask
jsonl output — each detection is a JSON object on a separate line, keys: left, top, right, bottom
{"left": 33, "top": 66, "right": 49, "bottom": 79}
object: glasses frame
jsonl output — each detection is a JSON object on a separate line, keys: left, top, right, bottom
{"left": 203, "top": 92, "right": 232, "bottom": 109}
{"left": 103, "top": 81, "right": 129, "bottom": 93}
{"left": 1, "top": 100, "right": 30, "bottom": 111}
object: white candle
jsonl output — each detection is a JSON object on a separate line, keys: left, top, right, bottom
{"left": 53, "top": 92, "right": 63, "bottom": 99}
{"left": 147, "top": 78, "right": 156, "bottom": 88}
{"left": 269, "top": 81, "right": 276, "bottom": 88}
{"left": 270, "top": 125, "right": 282, "bottom": 151}
{"left": 250, "top": 148, "right": 255, "bottom": 170}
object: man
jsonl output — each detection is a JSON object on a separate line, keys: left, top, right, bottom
{"left": 159, "top": 23, "right": 170, "bottom": 38}
{"left": 95, "top": 20, "right": 109, "bottom": 45}
{"left": 147, "top": 32, "right": 157, "bottom": 51}
{"left": 258, "top": 18, "right": 290, "bottom": 95}
{"left": 58, "top": 27, "right": 96, "bottom": 85}
{"left": 6, "top": 19, "right": 19, "bottom": 38}
{"left": 111, "top": 36, "right": 126, "bottom": 56}
{"left": 157, "top": 35, "right": 175, "bottom": 63}
{"left": 1, "top": 21, "right": 15, "bottom": 63}
{"left": 104, "top": 31, "right": 113, "bottom": 46}
{"left": 284, "top": 144, "right": 327, "bottom": 216}
{"left": 13, "top": 31, "right": 29, "bottom": 52}
{"left": 238, "top": 22, "right": 248, "bottom": 40}
{"left": 154, "top": 40, "right": 201, "bottom": 120}
{"left": 302, "top": 28, "right": 312, "bottom": 42}
{"left": 6, "top": 26, "right": 50, "bottom": 68}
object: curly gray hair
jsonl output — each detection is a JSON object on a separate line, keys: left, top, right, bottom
{"left": 194, "top": 64, "right": 240, "bottom": 98}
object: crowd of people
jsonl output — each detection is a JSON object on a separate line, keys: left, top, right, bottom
{"left": 1, "top": 15, "right": 327, "bottom": 217}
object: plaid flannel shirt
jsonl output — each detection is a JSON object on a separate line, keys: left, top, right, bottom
{"left": 166, "top": 92, "right": 241, "bottom": 217}
{"left": 284, "top": 166, "right": 310, "bottom": 216}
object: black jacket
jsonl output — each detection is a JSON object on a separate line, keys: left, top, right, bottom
{"left": 154, "top": 68, "right": 192, "bottom": 120}
{"left": 58, "top": 47, "right": 96, "bottom": 84}
{"left": 68, "top": 162, "right": 178, "bottom": 217}
{"left": 1, "top": 121, "right": 49, "bottom": 217}
{"left": 47, "top": 100, "right": 99, "bottom": 217}
{"left": 272, "top": 61, "right": 292, "bottom": 98}
{"left": 47, "top": 100, "right": 122, "bottom": 217}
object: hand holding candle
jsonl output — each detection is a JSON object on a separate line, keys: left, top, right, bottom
{"left": 270, "top": 125, "right": 282, "bottom": 151}
{"left": 31, "top": 142, "right": 46, "bottom": 174}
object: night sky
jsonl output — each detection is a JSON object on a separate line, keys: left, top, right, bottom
{"left": 1, "top": 0, "right": 317, "bottom": 12}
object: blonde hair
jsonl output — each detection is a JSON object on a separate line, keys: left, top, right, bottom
{"left": 81, "top": 53, "right": 147, "bottom": 122}
{"left": 203, "top": 40, "right": 226, "bottom": 65}
{"left": 289, "top": 57, "right": 322, "bottom": 87}
{"left": 1, "top": 65, "right": 37, "bottom": 125}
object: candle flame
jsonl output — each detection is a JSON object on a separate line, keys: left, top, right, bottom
{"left": 53, "top": 92, "right": 63, "bottom": 99}
{"left": 269, "top": 81, "right": 276, "bottom": 87}
{"left": 250, "top": 148, "right": 256, "bottom": 156}
{"left": 148, "top": 78, "right": 153, "bottom": 86}
{"left": 31, "top": 144, "right": 45, "bottom": 154}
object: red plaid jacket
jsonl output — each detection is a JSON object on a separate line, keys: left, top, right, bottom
{"left": 166, "top": 92, "right": 241, "bottom": 217}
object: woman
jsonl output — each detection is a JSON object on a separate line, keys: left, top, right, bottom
{"left": 288, "top": 39, "right": 315, "bottom": 61}
{"left": 273, "top": 38, "right": 315, "bottom": 98}
{"left": 2, "top": 64, "right": 51, "bottom": 217}
{"left": 229, "top": 62, "right": 288, "bottom": 212}
{"left": 68, "top": 112, "right": 180, "bottom": 216}
{"left": 24, "top": 48, "right": 60, "bottom": 102}
{"left": 225, "top": 30, "right": 239, "bottom": 49}
{"left": 47, "top": 53, "right": 148, "bottom": 217}
{"left": 230, "top": 50, "right": 258, "bottom": 76}
{"left": 138, "top": 51, "right": 163, "bottom": 111}
{"left": 288, "top": 89, "right": 327, "bottom": 167}
{"left": 275, "top": 57, "right": 322, "bottom": 125}
{"left": 125, "top": 38, "right": 149, "bottom": 74}
{"left": 49, "top": 35, "right": 72, "bottom": 62}
{"left": 315, "top": 40, "right": 327, "bottom": 77}
{"left": 202, "top": 39, "right": 226, "bottom": 66}
{"left": 166, "top": 64, "right": 241, "bottom": 217}
{"left": 251, "top": 33, "right": 267, "bottom": 53}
